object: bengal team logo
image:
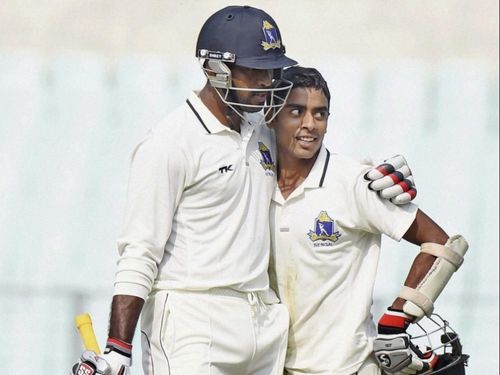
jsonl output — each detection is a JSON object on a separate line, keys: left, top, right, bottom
{"left": 261, "top": 21, "right": 281, "bottom": 51}
{"left": 258, "top": 142, "right": 276, "bottom": 173}
{"left": 308, "top": 211, "right": 341, "bottom": 243}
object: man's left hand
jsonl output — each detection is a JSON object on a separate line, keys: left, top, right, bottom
{"left": 374, "top": 309, "right": 439, "bottom": 375}
{"left": 364, "top": 155, "right": 417, "bottom": 204}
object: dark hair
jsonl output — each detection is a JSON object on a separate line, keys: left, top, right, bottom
{"left": 282, "top": 66, "right": 331, "bottom": 109}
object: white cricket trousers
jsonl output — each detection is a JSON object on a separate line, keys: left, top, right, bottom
{"left": 283, "top": 354, "right": 380, "bottom": 375}
{"left": 140, "top": 288, "right": 289, "bottom": 375}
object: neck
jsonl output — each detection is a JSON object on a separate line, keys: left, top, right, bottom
{"left": 199, "top": 83, "right": 242, "bottom": 132}
{"left": 277, "top": 150, "right": 319, "bottom": 199}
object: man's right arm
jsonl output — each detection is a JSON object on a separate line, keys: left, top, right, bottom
{"left": 71, "top": 134, "right": 187, "bottom": 374}
{"left": 71, "top": 295, "right": 144, "bottom": 374}
{"left": 108, "top": 295, "right": 145, "bottom": 343}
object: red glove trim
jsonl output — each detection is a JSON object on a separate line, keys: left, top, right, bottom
{"left": 378, "top": 310, "right": 413, "bottom": 330}
{"left": 398, "top": 179, "right": 412, "bottom": 192}
{"left": 376, "top": 163, "right": 395, "bottom": 176}
{"left": 107, "top": 337, "right": 133, "bottom": 350}
{"left": 407, "top": 188, "right": 417, "bottom": 199}
{"left": 421, "top": 351, "right": 439, "bottom": 369}
{"left": 389, "top": 171, "right": 404, "bottom": 184}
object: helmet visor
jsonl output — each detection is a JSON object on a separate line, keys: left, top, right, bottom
{"left": 235, "top": 54, "right": 298, "bottom": 70}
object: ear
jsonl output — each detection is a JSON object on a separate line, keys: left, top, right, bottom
{"left": 267, "top": 117, "right": 278, "bottom": 129}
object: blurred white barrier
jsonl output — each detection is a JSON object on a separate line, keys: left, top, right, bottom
{"left": 0, "top": 54, "right": 497, "bottom": 373}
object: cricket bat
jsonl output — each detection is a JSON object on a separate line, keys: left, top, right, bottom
{"left": 75, "top": 313, "right": 102, "bottom": 354}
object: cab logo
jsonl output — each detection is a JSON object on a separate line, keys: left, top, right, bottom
{"left": 261, "top": 20, "right": 281, "bottom": 50}
{"left": 307, "top": 211, "right": 341, "bottom": 245}
{"left": 258, "top": 142, "right": 276, "bottom": 174}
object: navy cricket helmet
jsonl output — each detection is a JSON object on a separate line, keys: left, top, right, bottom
{"left": 195, "top": 5, "right": 297, "bottom": 120}
{"left": 196, "top": 5, "right": 297, "bottom": 69}
{"left": 406, "top": 313, "right": 469, "bottom": 374}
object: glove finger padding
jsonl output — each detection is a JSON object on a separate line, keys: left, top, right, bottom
{"left": 391, "top": 187, "right": 417, "bottom": 205}
{"left": 364, "top": 155, "right": 409, "bottom": 182}
{"left": 378, "top": 177, "right": 414, "bottom": 198}
{"left": 402, "top": 345, "right": 438, "bottom": 374}
{"left": 383, "top": 154, "right": 409, "bottom": 170}
{"left": 374, "top": 334, "right": 439, "bottom": 375}
{"left": 73, "top": 350, "right": 110, "bottom": 375}
{"left": 367, "top": 165, "right": 411, "bottom": 190}
{"left": 364, "top": 155, "right": 417, "bottom": 205}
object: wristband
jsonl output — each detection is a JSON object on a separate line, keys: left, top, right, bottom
{"left": 378, "top": 308, "right": 413, "bottom": 334}
{"left": 104, "top": 337, "right": 132, "bottom": 359}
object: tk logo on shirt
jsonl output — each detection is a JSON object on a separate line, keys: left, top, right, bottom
{"left": 219, "top": 164, "right": 234, "bottom": 174}
{"left": 307, "top": 211, "right": 341, "bottom": 245}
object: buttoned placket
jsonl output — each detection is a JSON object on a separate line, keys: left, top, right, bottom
{"left": 277, "top": 201, "right": 291, "bottom": 235}
{"left": 240, "top": 119, "right": 255, "bottom": 166}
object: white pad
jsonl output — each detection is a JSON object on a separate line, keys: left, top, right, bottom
{"left": 420, "top": 241, "right": 464, "bottom": 269}
{"left": 400, "top": 235, "right": 468, "bottom": 319}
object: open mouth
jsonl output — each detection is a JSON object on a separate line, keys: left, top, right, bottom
{"left": 296, "top": 135, "right": 317, "bottom": 143}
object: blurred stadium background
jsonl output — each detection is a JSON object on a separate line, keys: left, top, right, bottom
{"left": 0, "top": 0, "right": 498, "bottom": 373}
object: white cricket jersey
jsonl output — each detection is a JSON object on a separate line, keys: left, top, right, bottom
{"left": 269, "top": 146, "right": 418, "bottom": 375}
{"left": 114, "top": 91, "right": 277, "bottom": 300}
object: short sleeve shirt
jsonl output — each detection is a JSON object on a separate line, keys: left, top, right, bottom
{"left": 269, "top": 146, "right": 418, "bottom": 375}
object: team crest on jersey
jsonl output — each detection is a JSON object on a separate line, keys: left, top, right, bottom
{"left": 258, "top": 142, "right": 276, "bottom": 174}
{"left": 261, "top": 20, "right": 281, "bottom": 51}
{"left": 308, "top": 211, "right": 341, "bottom": 244}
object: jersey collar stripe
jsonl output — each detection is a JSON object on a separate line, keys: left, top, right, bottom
{"left": 319, "top": 148, "right": 331, "bottom": 187}
{"left": 186, "top": 99, "right": 211, "bottom": 134}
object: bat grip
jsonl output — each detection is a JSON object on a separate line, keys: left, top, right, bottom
{"left": 75, "top": 313, "right": 102, "bottom": 355}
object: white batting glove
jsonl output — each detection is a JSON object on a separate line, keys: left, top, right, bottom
{"left": 374, "top": 309, "right": 439, "bottom": 375}
{"left": 72, "top": 338, "right": 132, "bottom": 375}
{"left": 364, "top": 155, "right": 417, "bottom": 205}
{"left": 374, "top": 333, "right": 439, "bottom": 374}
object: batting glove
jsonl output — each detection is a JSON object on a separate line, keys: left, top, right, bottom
{"left": 364, "top": 155, "right": 417, "bottom": 205}
{"left": 72, "top": 338, "right": 132, "bottom": 375}
{"left": 374, "top": 309, "right": 439, "bottom": 375}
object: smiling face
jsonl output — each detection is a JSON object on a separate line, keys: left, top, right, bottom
{"left": 271, "top": 87, "right": 329, "bottom": 161}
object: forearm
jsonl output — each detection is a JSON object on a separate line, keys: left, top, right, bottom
{"left": 108, "top": 295, "right": 145, "bottom": 343}
{"left": 390, "top": 253, "right": 438, "bottom": 310}
{"left": 376, "top": 212, "right": 468, "bottom": 373}
{"left": 392, "top": 209, "right": 449, "bottom": 311}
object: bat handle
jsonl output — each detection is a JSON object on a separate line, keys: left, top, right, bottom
{"left": 75, "top": 313, "right": 102, "bottom": 355}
